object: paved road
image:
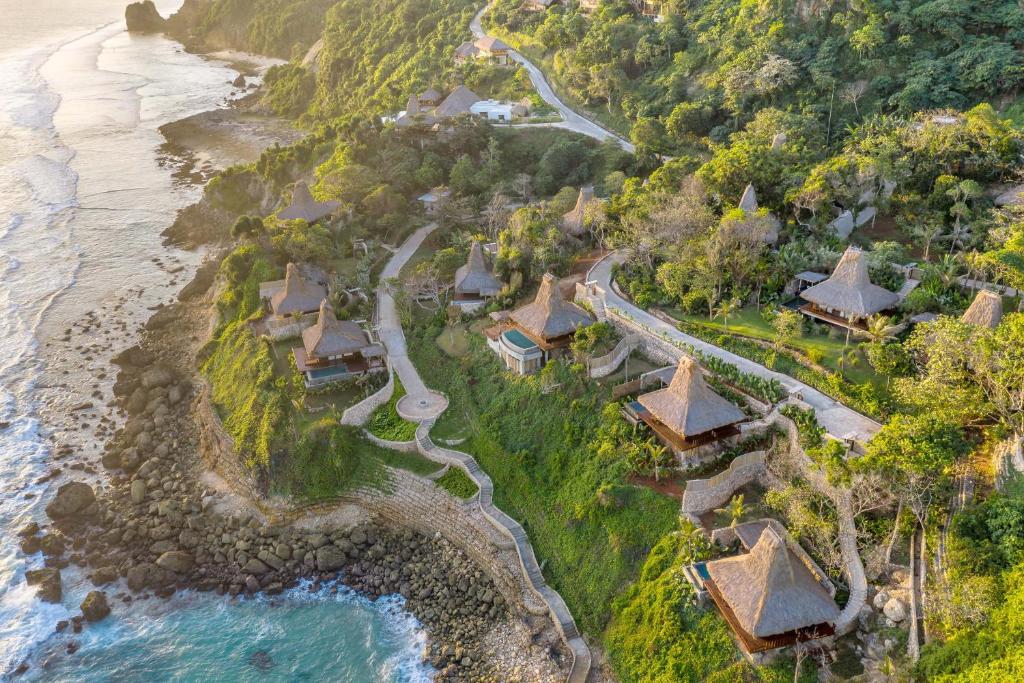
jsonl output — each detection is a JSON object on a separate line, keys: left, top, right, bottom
{"left": 588, "top": 252, "right": 882, "bottom": 445}
{"left": 376, "top": 223, "right": 449, "bottom": 420}
{"left": 470, "top": 6, "right": 635, "bottom": 153}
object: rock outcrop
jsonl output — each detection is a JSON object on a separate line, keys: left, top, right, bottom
{"left": 80, "top": 591, "right": 111, "bottom": 622}
{"left": 45, "top": 482, "right": 96, "bottom": 521}
{"left": 125, "top": 1, "right": 167, "bottom": 33}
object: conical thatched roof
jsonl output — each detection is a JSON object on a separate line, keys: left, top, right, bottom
{"left": 707, "top": 527, "right": 840, "bottom": 638}
{"left": 270, "top": 263, "right": 327, "bottom": 316}
{"left": 302, "top": 300, "right": 370, "bottom": 358}
{"left": 638, "top": 357, "right": 745, "bottom": 438}
{"left": 279, "top": 181, "right": 342, "bottom": 223}
{"left": 510, "top": 273, "right": 592, "bottom": 340}
{"left": 434, "top": 86, "right": 481, "bottom": 119}
{"left": 455, "top": 242, "right": 501, "bottom": 295}
{"left": 799, "top": 247, "right": 899, "bottom": 318}
{"left": 474, "top": 36, "right": 510, "bottom": 52}
{"left": 561, "top": 186, "right": 595, "bottom": 237}
{"left": 454, "top": 41, "right": 481, "bottom": 59}
{"left": 405, "top": 94, "right": 420, "bottom": 116}
{"left": 419, "top": 87, "right": 442, "bottom": 103}
{"left": 739, "top": 184, "right": 758, "bottom": 213}
{"left": 961, "top": 289, "right": 1003, "bottom": 329}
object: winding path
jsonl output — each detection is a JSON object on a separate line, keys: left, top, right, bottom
{"left": 371, "top": 223, "right": 592, "bottom": 682}
{"left": 586, "top": 252, "right": 882, "bottom": 445}
{"left": 470, "top": 5, "right": 635, "bottom": 153}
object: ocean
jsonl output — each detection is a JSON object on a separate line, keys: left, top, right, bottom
{"left": 0, "top": 1, "right": 431, "bottom": 679}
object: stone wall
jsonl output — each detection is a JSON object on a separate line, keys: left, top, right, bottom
{"left": 264, "top": 312, "right": 317, "bottom": 341}
{"left": 588, "top": 334, "right": 641, "bottom": 378}
{"left": 195, "top": 384, "right": 547, "bottom": 617}
{"left": 363, "top": 430, "right": 419, "bottom": 453}
{"left": 340, "top": 364, "right": 394, "bottom": 426}
{"left": 681, "top": 450, "right": 767, "bottom": 516}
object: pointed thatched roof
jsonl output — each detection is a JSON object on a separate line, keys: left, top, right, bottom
{"left": 475, "top": 36, "right": 510, "bottom": 52}
{"left": 510, "top": 273, "right": 592, "bottom": 340}
{"left": 302, "top": 300, "right": 371, "bottom": 358}
{"left": 279, "top": 181, "right": 342, "bottom": 223}
{"left": 739, "top": 184, "right": 758, "bottom": 213}
{"left": 434, "top": 86, "right": 481, "bottom": 119}
{"left": 405, "top": 95, "right": 420, "bottom": 116}
{"left": 799, "top": 247, "right": 899, "bottom": 319}
{"left": 638, "top": 357, "right": 745, "bottom": 438}
{"left": 707, "top": 526, "right": 840, "bottom": 638}
{"left": 561, "top": 186, "right": 596, "bottom": 237}
{"left": 455, "top": 242, "right": 502, "bottom": 295}
{"left": 454, "top": 41, "right": 481, "bottom": 59}
{"left": 419, "top": 87, "right": 442, "bottom": 103}
{"left": 271, "top": 263, "right": 327, "bottom": 316}
{"left": 961, "top": 290, "right": 1003, "bottom": 329}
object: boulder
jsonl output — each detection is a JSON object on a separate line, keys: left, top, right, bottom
{"left": 91, "top": 566, "right": 118, "bottom": 586}
{"left": 125, "top": 1, "right": 167, "bottom": 33}
{"left": 883, "top": 597, "right": 907, "bottom": 623}
{"left": 242, "top": 558, "right": 270, "bottom": 575}
{"left": 80, "top": 591, "right": 111, "bottom": 622}
{"left": 45, "top": 482, "right": 96, "bottom": 520}
{"left": 130, "top": 479, "right": 147, "bottom": 504}
{"left": 315, "top": 545, "right": 345, "bottom": 572}
{"left": 156, "top": 551, "right": 194, "bottom": 574}
{"left": 232, "top": 74, "right": 246, "bottom": 88}
{"left": 26, "top": 568, "right": 62, "bottom": 604}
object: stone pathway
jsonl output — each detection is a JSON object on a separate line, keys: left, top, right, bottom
{"left": 372, "top": 223, "right": 592, "bottom": 682}
{"left": 587, "top": 252, "right": 882, "bottom": 445}
{"left": 375, "top": 223, "right": 448, "bottom": 421}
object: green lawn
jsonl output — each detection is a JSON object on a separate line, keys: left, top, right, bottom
{"left": 667, "top": 307, "right": 882, "bottom": 387}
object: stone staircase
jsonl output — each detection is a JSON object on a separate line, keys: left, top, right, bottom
{"left": 415, "top": 418, "right": 591, "bottom": 681}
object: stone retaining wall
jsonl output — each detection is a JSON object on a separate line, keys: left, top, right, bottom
{"left": 363, "top": 431, "right": 419, "bottom": 453}
{"left": 681, "top": 450, "right": 767, "bottom": 516}
{"left": 194, "top": 385, "right": 549, "bottom": 620}
{"left": 589, "top": 334, "right": 641, "bottom": 378}
{"left": 340, "top": 364, "right": 394, "bottom": 426}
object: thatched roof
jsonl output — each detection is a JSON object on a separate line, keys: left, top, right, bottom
{"left": 270, "top": 263, "right": 327, "bottom": 316}
{"left": 638, "top": 357, "right": 745, "bottom": 438}
{"left": 302, "top": 300, "right": 371, "bottom": 358}
{"left": 434, "top": 86, "right": 481, "bottom": 119}
{"left": 405, "top": 95, "right": 420, "bottom": 116}
{"left": 279, "top": 181, "right": 341, "bottom": 223}
{"left": 961, "top": 290, "right": 1003, "bottom": 329}
{"left": 560, "top": 186, "right": 596, "bottom": 237}
{"left": 419, "top": 87, "right": 442, "bottom": 103}
{"left": 510, "top": 273, "right": 592, "bottom": 340}
{"left": 475, "top": 36, "right": 510, "bottom": 52}
{"left": 738, "top": 184, "right": 758, "bottom": 213}
{"left": 455, "top": 242, "right": 502, "bottom": 295}
{"left": 799, "top": 247, "right": 899, "bottom": 318}
{"left": 706, "top": 526, "right": 840, "bottom": 638}
{"left": 454, "top": 41, "right": 481, "bottom": 59}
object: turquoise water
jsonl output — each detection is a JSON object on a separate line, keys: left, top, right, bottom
{"left": 27, "top": 579, "right": 433, "bottom": 682}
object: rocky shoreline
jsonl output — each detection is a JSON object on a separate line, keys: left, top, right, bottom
{"left": 17, "top": 260, "right": 565, "bottom": 680}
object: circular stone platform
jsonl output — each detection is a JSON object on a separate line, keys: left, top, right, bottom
{"left": 396, "top": 390, "right": 448, "bottom": 422}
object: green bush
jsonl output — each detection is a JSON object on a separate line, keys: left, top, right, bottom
{"left": 436, "top": 467, "right": 478, "bottom": 499}
{"left": 367, "top": 376, "right": 419, "bottom": 442}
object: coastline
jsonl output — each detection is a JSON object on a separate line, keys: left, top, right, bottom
{"left": 16, "top": 29, "right": 569, "bottom": 683}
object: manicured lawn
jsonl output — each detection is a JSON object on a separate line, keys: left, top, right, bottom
{"left": 667, "top": 307, "right": 882, "bottom": 386}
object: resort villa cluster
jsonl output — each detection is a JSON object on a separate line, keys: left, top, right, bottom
{"left": 395, "top": 85, "right": 532, "bottom": 129}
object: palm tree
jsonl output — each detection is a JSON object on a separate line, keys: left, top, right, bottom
{"left": 644, "top": 438, "right": 670, "bottom": 482}
{"left": 715, "top": 494, "right": 747, "bottom": 527}
{"left": 713, "top": 297, "right": 742, "bottom": 332}
{"left": 864, "top": 314, "right": 897, "bottom": 344}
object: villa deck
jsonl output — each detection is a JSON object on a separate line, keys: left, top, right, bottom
{"left": 623, "top": 401, "right": 740, "bottom": 453}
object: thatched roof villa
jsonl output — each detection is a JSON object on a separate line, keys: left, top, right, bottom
{"left": 267, "top": 263, "right": 328, "bottom": 318}
{"left": 293, "top": 300, "right": 385, "bottom": 387}
{"left": 454, "top": 241, "right": 502, "bottom": 302}
{"left": 961, "top": 289, "right": 1003, "bottom": 329}
{"left": 799, "top": 246, "right": 898, "bottom": 329}
{"left": 278, "top": 181, "right": 341, "bottom": 224}
{"left": 627, "top": 356, "right": 746, "bottom": 456}
{"left": 433, "top": 86, "right": 482, "bottom": 120}
{"left": 689, "top": 521, "right": 840, "bottom": 654}
{"left": 487, "top": 273, "right": 592, "bottom": 375}
{"left": 560, "top": 185, "right": 596, "bottom": 237}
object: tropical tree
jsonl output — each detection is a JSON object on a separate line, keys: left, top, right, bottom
{"left": 715, "top": 494, "right": 747, "bottom": 527}
{"left": 713, "top": 297, "right": 742, "bottom": 332}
